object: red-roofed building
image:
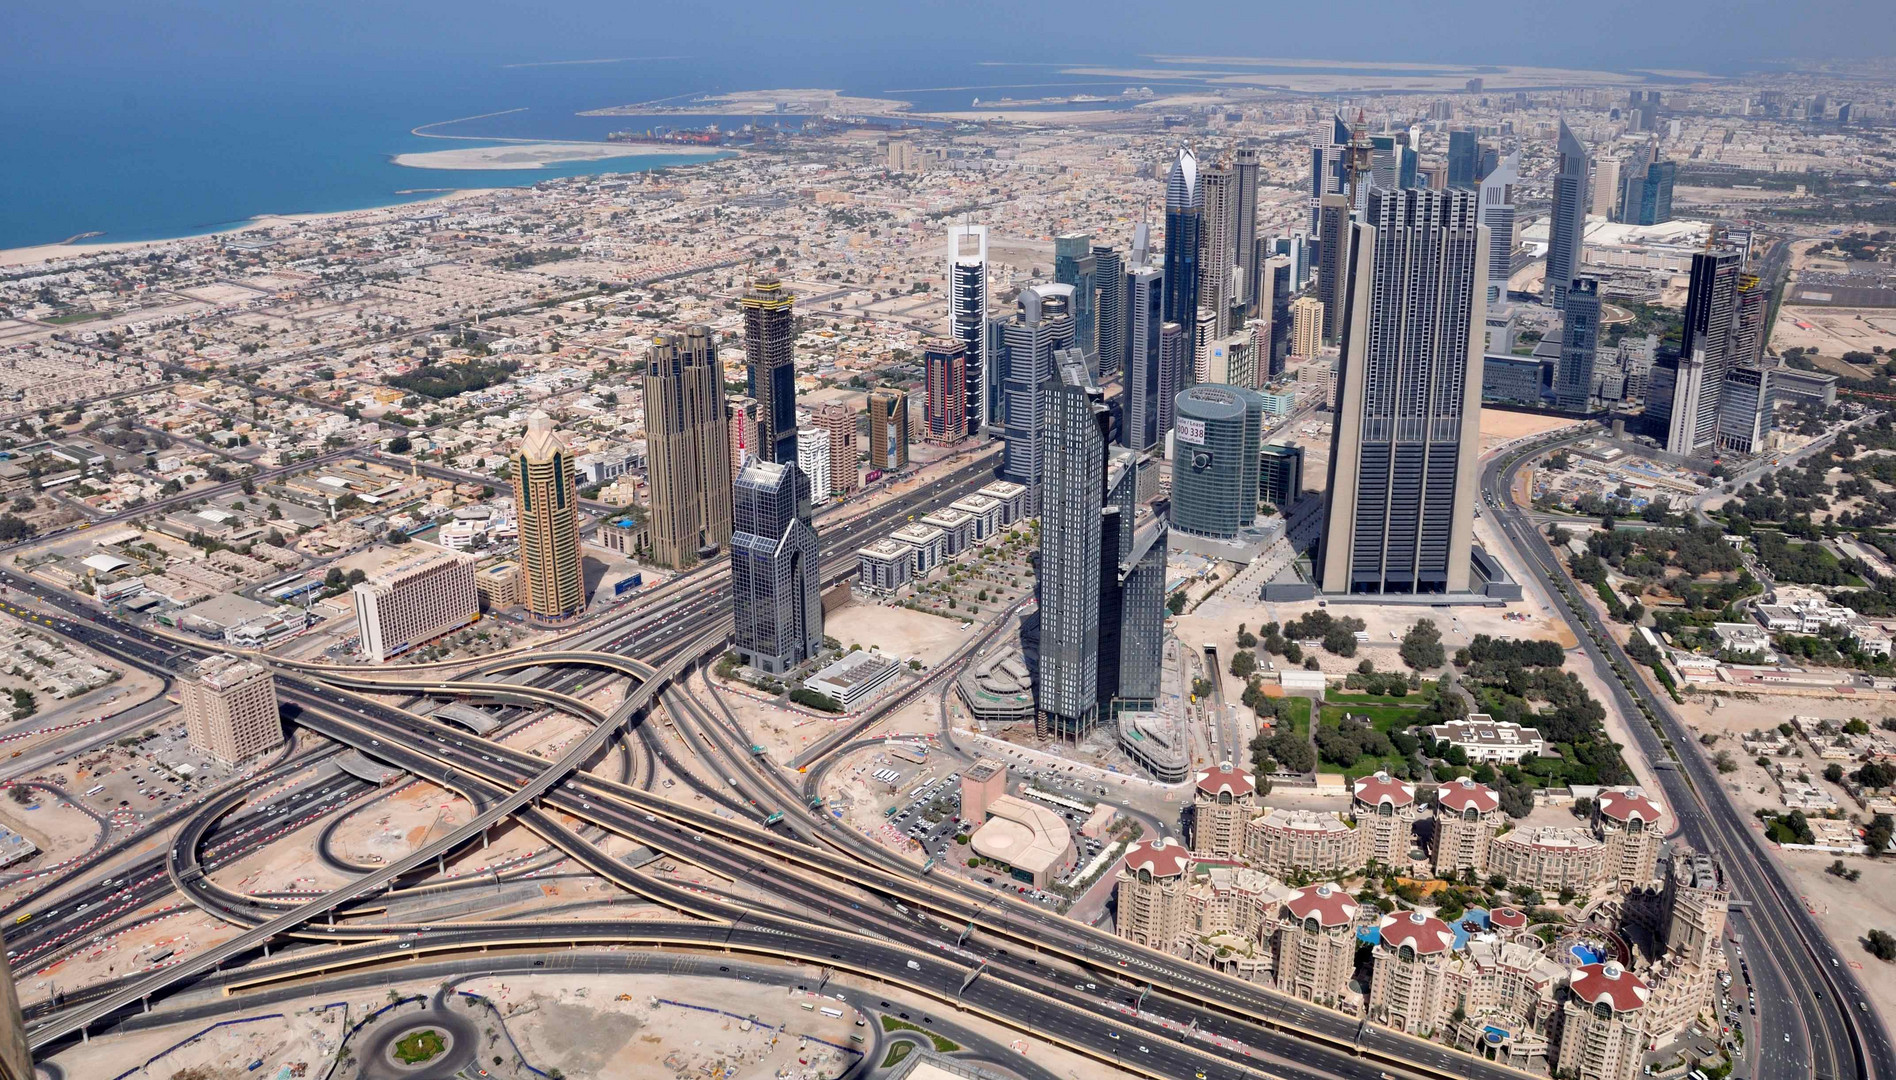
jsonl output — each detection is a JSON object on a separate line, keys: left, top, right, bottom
{"left": 1352, "top": 771, "right": 1420, "bottom": 866}
{"left": 1557, "top": 962, "right": 1650, "bottom": 1080}
{"left": 1116, "top": 838, "right": 1193, "bottom": 953}
{"left": 1192, "top": 761, "right": 1257, "bottom": 860}
{"left": 1433, "top": 778, "right": 1505, "bottom": 878}
{"left": 1274, "top": 884, "right": 1358, "bottom": 1007}
{"left": 1370, "top": 911, "right": 1458, "bottom": 1036}
{"left": 1594, "top": 788, "right": 1664, "bottom": 891}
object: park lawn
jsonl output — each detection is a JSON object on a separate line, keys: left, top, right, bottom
{"left": 1324, "top": 684, "right": 1437, "bottom": 707}
{"left": 394, "top": 1029, "right": 446, "bottom": 1065}
{"left": 1316, "top": 705, "right": 1423, "bottom": 780}
{"left": 1281, "top": 696, "right": 1312, "bottom": 739}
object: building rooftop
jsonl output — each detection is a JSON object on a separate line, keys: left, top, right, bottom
{"left": 970, "top": 794, "right": 1070, "bottom": 877}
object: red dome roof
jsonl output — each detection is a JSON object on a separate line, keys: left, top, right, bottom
{"left": 1436, "top": 777, "right": 1500, "bottom": 814}
{"left": 1284, "top": 883, "right": 1358, "bottom": 927}
{"left": 1379, "top": 911, "right": 1456, "bottom": 955}
{"left": 1353, "top": 771, "right": 1416, "bottom": 808}
{"left": 1196, "top": 762, "right": 1256, "bottom": 798}
{"left": 1569, "top": 962, "right": 1650, "bottom": 1012}
{"left": 1122, "top": 837, "right": 1191, "bottom": 878}
{"left": 1597, "top": 788, "right": 1663, "bottom": 825}
{"left": 1489, "top": 906, "right": 1528, "bottom": 929}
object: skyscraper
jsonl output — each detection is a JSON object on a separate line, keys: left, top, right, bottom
{"left": 1592, "top": 156, "right": 1622, "bottom": 218}
{"left": 1092, "top": 243, "right": 1126, "bottom": 378}
{"left": 1672, "top": 247, "right": 1744, "bottom": 454}
{"left": 1291, "top": 295, "right": 1324, "bottom": 360}
{"left": 948, "top": 223, "right": 989, "bottom": 436}
{"left": 180, "top": 656, "right": 283, "bottom": 765}
{"left": 1170, "top": 384, "right": 1265, "bottom": 539}
{"left": 1546, "top": 120, "right": 1590, "bottom": 312}
{"left": 1158, "top": 322, "right": 1188, "bottom": 442}
{"left": 1309, "top": 113, "right": 1351, "bottom": 231}
{"left": 1163, "top": 149, "right": 1203, "bottom": 328}
{"left": 644, "top": 325, "right": 733, "bottom": 567}
{"left": 1122, "top": 265, "right": 1166, "bottom": 451}
{"left": 796, "top": 424, "right": 831, "bottom": 505}
{"left": 1316, "top": 193, "right": 1352, "bottom": 344}
{"left": 513, "top": 412, "right": 585, "bottom": 619}
{"left": 866, "top": 387, "right": 909, "bottom": 470}
{"left": 1234, "top": 149, "right": 1261, "bottom": 315}
{"left": 1478, "top": 152, "right": 1520, "bottom": 306}
{"left": 1447, "top": 129, "right": 1479, "bottom": 190}
{"left": 725, "top": 394, "right": 758, "bottom": 480}
{"left": 1729, "top": 273, "right": 1769, "bottom": 370}
{"left": 1055, "top": 234, "right": 1098, "bottom": 369}
{"left": 1000, "top": 283, "right": 1077, "bottom": 499}
{"left": 1198, "top": 163, "right": 1238, "bottom": 340}
{"left": 1321, "top": 188, "right": 1487, "bottom": 595}
{"left": 730, "top": 459, "right": 822, "bottom": 674}
{"left": 1619, "top": 153, "right": 1677, "bottom": 226}
{"left": 1260, "top": 254, "right": 1293, "bottom": 379}
{"left": 922, "top": 337, "right": 968, "bottom": 445}
{"left": 1716, "top": 365, "right": 1773, "bottom": 454}
{"left": 810, "top": 401, "right": 859, "bottom": 500}
{"left": 742, "top": 276, "right": 797, "bottom": 464}
{"left": 0, "top": 951, "right": 29, "bottom": 1080}
{"left": 1037, "top": 350, "right": 1168, "bottom": 735}
{"left": 1556, "top": 277, "right": 1601, "bottom": 412}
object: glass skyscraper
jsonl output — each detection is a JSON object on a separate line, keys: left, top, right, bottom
{"left": 1162, "top": 149, "right": 1202, "bottom": 329}
{"left": 948, "top": 224, "right": 989, "bottom": 436}
{"left": 1545, "top": 121, "right": 1590, "bottom": 312}
{"left": 1169, "top": 384, "right": 1265, "bottom": 539}
{"left": 742, "top": 276, "right": 798, "bottom": 465}
{"left": 1556, "top": 277, "right": 1601, "bottom": 413}
{"left": 730, "top": 459, "right": 822, "bottom": 674}
{"left": 1055, "top": 233, "right": 1098, "bottom": 370}
{"left": 1000, "top": 283, "right": 1077, "bottom": 500}
{"left": 1121, "top": 266, "right": 1165, "bottom": 451}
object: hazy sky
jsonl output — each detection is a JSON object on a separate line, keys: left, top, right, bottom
{"left": 7, "top": 0, "right": 1887, "bottom": 80}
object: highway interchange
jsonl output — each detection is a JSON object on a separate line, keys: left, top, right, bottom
{"left": 0, "top": 431, "right": 1885, "bottom": 1080}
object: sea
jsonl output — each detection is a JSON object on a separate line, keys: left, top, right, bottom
{"left": 0, "top": 53, "right": 1692, "bottom": 253}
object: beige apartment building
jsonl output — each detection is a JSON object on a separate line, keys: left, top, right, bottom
{"left": 1488, "top": 826, "right": 1609, "bottom": 894}
{"left": 1368, "top": 911, "right": 1458, "bottom": 1036}
{"left": 644, "top": 326, "right": 733, "bottom": 567}
{"left": 810, "top": 402, "right": 860, "bottom": 498}
{"left": 1555, "top": 963, "right": 1651, "bottom": 1080}
{"left": 1433, "top": 778, "right": 1504, "bottom": 878}
{"left": 1244, "top": 807, "right": 1364, "bottom": 879}
{"left": 181, "top": 655, "right": 283, "bottom": 764}
{"left": 1350, "top": 771, "right": 1419, "bottom": 867}
{"left": 1115, "top": 838, "right": 1192, "bottom": 952}
{"left": 512, "top": 412, "right": 585, "bottom": 620}
{"left": 1595, "top": 788, "right": 1664, "bottom": 890}
{"left": 1191, "top": 762, "right": 1256, "bottom": 860}
{"left": 1290, "top": 295, "right": 1324, "bottom": 360}
{"left": 1273, "top": 883, "right": 1359, "bottom": 1008}
{"left": 352, "top": 548, "right": 479, "bottom": 663}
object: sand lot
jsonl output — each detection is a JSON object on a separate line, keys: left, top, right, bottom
{"left": 1769, "top": 304, "right": 1896, "bottom": 361}
{"left": 826, "top": 600, "right": 972, "bottom": 667}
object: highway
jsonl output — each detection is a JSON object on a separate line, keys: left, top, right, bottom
{"left": 1481, "top": 435, "right": 1892, "bottom": 1080}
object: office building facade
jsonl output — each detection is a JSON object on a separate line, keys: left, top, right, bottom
{"left": 1259, "top": 254, "right": 1292, "bottom": 379}
{"left": 181, "top": 655, "right": 283, "bottom": 764}
{"left": 1038, "top": 351, "right": 1110, "bottom": 735}
{"left": 1478, "top": 152, "right": 1520, "bottom": 305}
{"left": 1122, "top": 266, "right": 1166, "bottom": 450}
{"left": 948, "top": 224, "right": 989, "bottom": 436}
{"left": 1092, "top": 243, "right": 1126, "bottom": 377}
{"left": 1556, "top": 277, "right": 1601, "bottom": 412}
{"left": 1546, "top": 121, "right": 1589, "bottom": 311}
{"left": 1234, "top": 149, "right": 1262, "bottom": 315}
{"left": 1447, "top": 129, "right": 1479, "bottom": 190}
{"left": 1199, "top": 164, "right": 1238, "bottom": 340}
{"left": 644, "top": 326, "right": 733, "bottom": 567}
{"left": 1000, "top": 283, "right": 1077, "bottom": 498}
{"left": 1170, "top": 384, "right": 1264, "bottom": 539}
{"left": 742, "top": 276, "right": 798, "bottom": 465}
{"left": 922, "top": 337, "right": 968, "bottom": 445}
{"left": 1163, "top": 149, "right": 1203, "bottom": 328}
{"left": 1321, "top": 188, "right": 1486, "bottom": 594}
{"left": 512, "top": 412, "right": 585, "bottom": 619}
{"left": 1674, "top": 247, "right": 1744, "bottom": 455}
{"left": 1316, "top": 193, "right": 1351, "bottom": 344}
{"left": 729, "top": 460, "right": 822, "bottom": 674}
{"left": 1258, "top": 442, "right": 1304, "bottom": 508}
{"left": 866, "top": 387, "right": 909, "bottom": 471}
{"left": 1055, "top": 233, "right": 1098, "bottom": 368}
{"left": 796, "top": 424, "right": 831, "bottom": 505}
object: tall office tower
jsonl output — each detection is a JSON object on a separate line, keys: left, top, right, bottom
{"left": 513, "top": 412, "right": 585, "bottom": 620}
{"left": 729, "top": 459, "right": 822, "bottom": 674}
{"left": 999, "top": 283, "right": 1077, "bottom": 499}
{"left": 741, "top": 276, "right": 797, "bottom": 465}
{"left": 1260, "top": 254, "right": 1293, "bottom": 379}
{"left": 1619, "top": 156, "right": 1677, "bottom": 226}
{"left": 1664, "top": 349, "right": 1705, "bottom": 455}
{"left": 796, "top": 424, "right": 831, "bottom": 505}
{"left": 1592, "top": 156, "right": 1622, "bottom": 218}
{"left": 1158, "top": 323, "right": 1188, "bottom": 440}
{"left": 1673, "top": 247, "right": 1744, "bottom": 454}
{"left": 1091, "top": 244, "right": 1126, "bottom": 377}
{"left": 180, "top": 655, "right": 282, "bottom": 764}
{"left": 1716, "top": 365, "right": 1773, "bottom": 454}
{"left": 1258, "top": 442, "right": 1304, "bottom": 508}
{"left": 1477, "top": 152, "right": 1520, "bottom": 305}
{"left": 1122, "top": 265, "right": 1166, "bottom": 450}
{"left": 866, "top": 388, "right": 909, "bottom": 470}
{"left": 725, "top": 394, "right": 758, "bottom": 480}
{"left": 1447, "top": 129, "right": 1479, "bottom": 189}
{"left": 1556, "top": 277, "right": 1602, "bottom": 412}
{"left": 947, "top": 223, "right": 990, "bottom": 436}
{"left": 1038, "top": 350, "right": 1110, "bottom": 736}
{"left": 810, "top": 401, "right": 860, "bottom": 499}
{"left": 1556, "top": 964, "right": 1650, "bottom": 1080}
{"left": 1308, "top": 113, "right": 1351, "bottom": 231}
{"left": 985, "top": 315, "right": 1008, "bottom": 432}
{"left": 353, "top": 549, "right": 480, "bottom": 661}
{"left": 1170, "top": 385, "right": 1265, "bottom": 539}
{"left": 1198, "top": 163, "right": 1238, "bottom": 340}
{"left": 644, "top": 326, "right": 733, "bottom": 567}
{"left": 1291, "top": 295, "right": 1324, "bottom": 359}
{"left": 1278, "top": 231, "right": 1311, "bottom": 290}
{"left": 1369, "top": 134, "right": 1401, "bottom": 194}
{"left": 1192, "top": 306, "right": 1219, "bottom": 384}
{"left": 1163, "top": 148, "right": 1203, "bottom": 328}
{"left": 1203, "top": 333, "right": 1256, "bottom": 389}
{"left": 1320, "top": 188, "right": 1487, "bottom": 595}
{"left": 1113, "top": 468, "right": 1168, "bottom": 711}
{"left": 1054, "top": 234, "right": 1099, "bottom": 368}
{"left": 1729, "top": 274, "right": 1769, "bottom": 370}
{"left": 1316, "top": 194, "right": 1352, "bottom": 344}
{"left": 922, "top": 337, "right": 968, "bottom": 445}
{"left": 1234, "top": 149, "right": 1261, "bottom": 314}
{"left": 1546, "top": 120, "right": 1590, "bottom": 312}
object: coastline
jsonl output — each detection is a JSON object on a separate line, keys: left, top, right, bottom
{"left": 390, "top": 141, "right": 730, "bottom": 171}
{"left": 0, "top": 188, "right": 499, "bottom": 269}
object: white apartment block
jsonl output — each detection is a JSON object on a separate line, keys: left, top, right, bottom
{"left": 352, "top": 549, "right": 479, "bottom": 663}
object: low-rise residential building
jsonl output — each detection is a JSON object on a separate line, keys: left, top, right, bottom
{"left": 1488, "top": 827, "right": 1609, "bottom": 893}
{"left": 857, "top": 538, "right": 914, "bottom": 593}
{"left": 1428, "top": 715, "right": 1546, "bottom": 764}
{"left": 1192, "top": 762, "right": 1257, "bottom": 861}
{"left": 1369, "top": 911, "right": 1458, "bottom": 1036}
{"left": 1351, "top": 772, "right": 1419, "bottom": 867}
{"left": 889, "top": 522, "right": 945, "bottom": 576}
{"left": 1595, "top": 787, "right": 1665, "bottom": 891}
{"left": 1555, "top": 962, "right": 1650, "bottom": 1080}
{"left": 1433, "top": 778, "right": 1505, "bottom": 878}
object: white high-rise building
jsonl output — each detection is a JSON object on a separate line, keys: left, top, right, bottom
{"left": 1478, "top": 151, "right": 1519, "bottom": 306}
{"left": 352, "top": 548, "right": 480, "bottom": 663}
{"left": 797, "top": 424, "right": 832, "bottom": 505}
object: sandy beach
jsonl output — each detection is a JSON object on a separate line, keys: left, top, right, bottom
{"left": 0, "top": 188, "right": 500, "bottom": 269}
{"left": 392, "top": 141, "right": 729, "bottom": 171}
